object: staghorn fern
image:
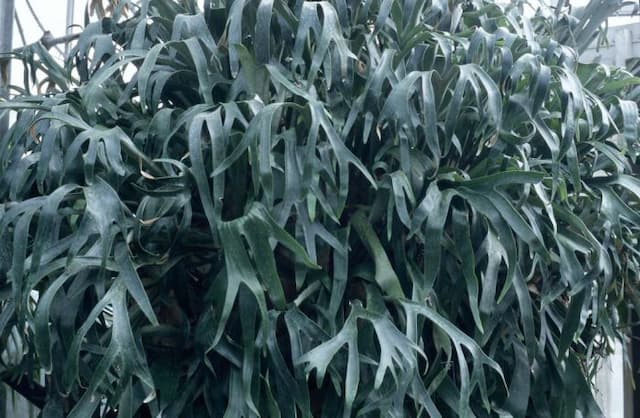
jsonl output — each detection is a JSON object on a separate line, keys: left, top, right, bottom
{"left": 0, "top": 0, "right": 639, "bottom": 416}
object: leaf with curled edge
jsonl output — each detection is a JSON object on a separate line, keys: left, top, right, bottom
{"left": 401, "top": 300, "right": 505, "bottom": 417}
{"left": 292, "top": 2, "right": 356, "bottom": 87}
{"left": 451, "top": 206, "right": 483, "bottom": 334}
{"left": 444, "top": 64, "right": 502, "bottom": 143}
{"left": 201, "top": 203, "right": 318, "bottom": 353}
{"left": 67, "top": 281, "right": 155, "bottom": 418}
{"left": 380, "top": 71, "right": 441, "bottom": 165}
{"left": 297, "top": 302, "right": 423, "bottom": 417}
{"left": 297, "top": 308, "right": 360, "bottom": 418}
{"left": 33, "top": 255, "right": 117, "bottom": 372}
{"left": 350, "top": 211, "right": 405, "bottom": 299}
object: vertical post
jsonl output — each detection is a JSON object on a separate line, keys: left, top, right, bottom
{"left": 65, "top": 0, "right": 75, "bottom": 56}
{"left": 0, "top": 0, "right": 16, "bottom": 137}
{"left": 595, "top": 339, "right": 627, "bottom": 417}
{"left": 0, "top": 0, "right": 15, "bottom": 403}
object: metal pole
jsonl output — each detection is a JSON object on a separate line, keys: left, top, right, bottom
{"left": 0, "top": 0, "right": 16, "bottom": 137}
{"left": 0, "top": 2, "right": 15, "bottom": 412}
{"left": 65, "top": 0, "right": 75, "bottom": 56}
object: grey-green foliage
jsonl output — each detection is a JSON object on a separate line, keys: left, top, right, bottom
{"left": 0, "top": 0, "right": 639, "bottom": 416}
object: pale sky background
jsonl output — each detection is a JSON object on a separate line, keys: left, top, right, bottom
{"left": 13, "top": 0, "right": 85, "bottom": 46}
{"left": 9, "top": 0, "right": 86, "bottom": 89}
{"left": 6, "top": 0, "right": 638, "bottom": 89}
{"left": 9, "top": 0, "right": 632, "bottom": 51}
{"left": 8, "top": 0, "right": 209, "bottom": 88}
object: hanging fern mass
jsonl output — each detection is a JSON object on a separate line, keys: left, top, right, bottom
{"left": 0, "top": 0, "right": 639, "bottom": 416}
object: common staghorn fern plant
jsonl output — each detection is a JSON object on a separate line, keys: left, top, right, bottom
{"left": 0, "top": 0, "right": 639, "bottom": 416}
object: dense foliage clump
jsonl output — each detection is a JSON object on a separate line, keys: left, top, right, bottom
{"left": 1, "top": 0, "right": 639, "bottom": 416}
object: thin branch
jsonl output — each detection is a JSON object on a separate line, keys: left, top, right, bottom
{"left": 40, "top": 32, "right": 82, "bottom": 51}
{"left": 13, "top": 10, "right": 26, "bottom": 47}
{"left": 24, "top": 0, "right": 48, "bottom": 35}
{"left": 25, "top": 0, "right": 64, "bottom": 55}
